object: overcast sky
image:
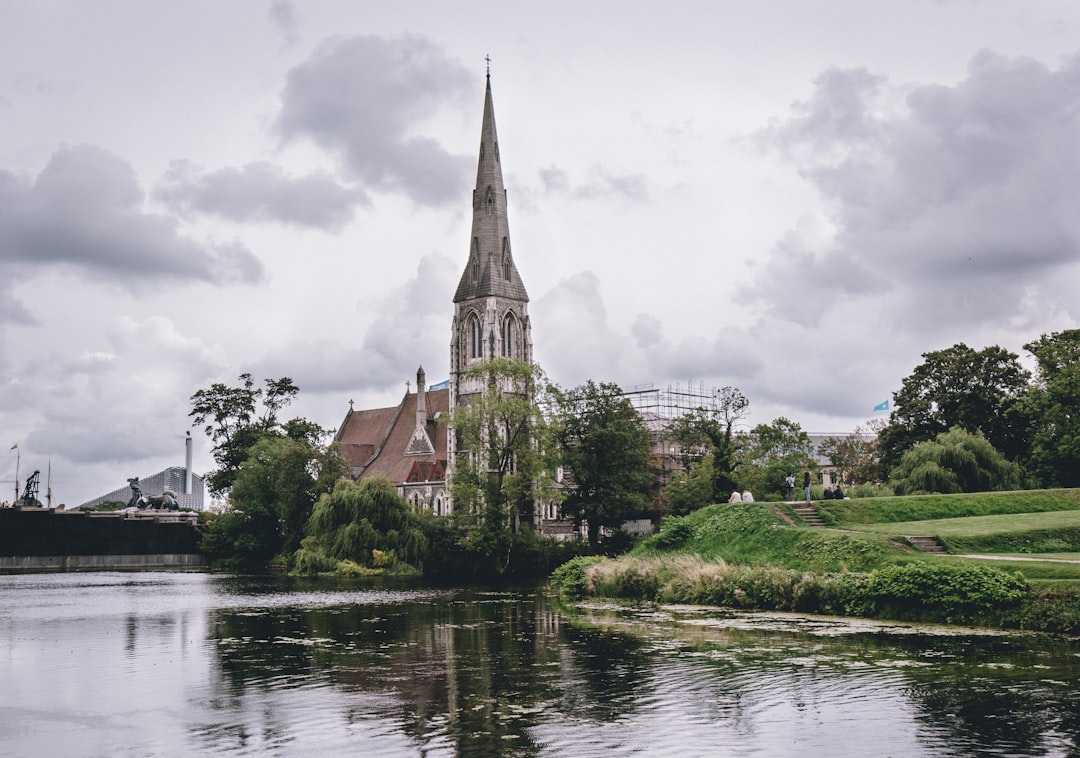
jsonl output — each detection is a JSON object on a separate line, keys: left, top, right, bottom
{"left": 3, "top": 1, "right": 1079, "bottom": 506}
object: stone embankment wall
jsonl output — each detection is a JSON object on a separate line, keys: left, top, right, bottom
{"left": 0, "top": 508, "right": 205, "bottom": 571}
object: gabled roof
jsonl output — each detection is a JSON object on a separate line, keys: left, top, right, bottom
{"left": 335, "top": 388, "right": 450, "bottom": 485}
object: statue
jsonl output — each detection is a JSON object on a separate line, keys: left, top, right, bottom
{"left": 126, "top": 478, "right": 180, "bottom": 511}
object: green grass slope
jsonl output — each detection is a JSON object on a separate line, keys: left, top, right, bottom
{"left": 816, "top": 489, "right": 1080, "bottom": 526}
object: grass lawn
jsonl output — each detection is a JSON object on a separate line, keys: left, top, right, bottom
{"left": 847, "top": 509, "right": 1080, "bottom": 538}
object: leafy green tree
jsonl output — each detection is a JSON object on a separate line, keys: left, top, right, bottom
{"left": 890, "top": 427, "right": 1023, "bottom": 495}
{"left": 190, "top": 373, "right": 304, "bottom": 495}
{"left": 448, "top": 358, "right": 560, "bottom": 572}
{"left": 878, "top": 344, "right": 1032, "bottom": 470}
{"left": 1024, "top": 329, "right": 1080, "bottom": 487}
{"left": 665, "top": 386, "right": 748, "bottom": 505}
{"left": 819, "top": 419, "right": 886, "bottom": 486}
{"left": 665, "top": 455, "right": 716, "bottom": 516}
{"left": 296, "top": 476, "right": 428, "bottom": 572}
{"left": 553, "top": 381, "right": 654, "bottom": 549}
{"left": 737, "top": 417, "right": 817, "bottom": 498}
{"left": 199, "top": 433, "right": 348, "bottom": 567}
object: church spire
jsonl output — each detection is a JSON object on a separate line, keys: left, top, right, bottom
{"left": 453, "top": 69, "right": 528, "bottom": 304}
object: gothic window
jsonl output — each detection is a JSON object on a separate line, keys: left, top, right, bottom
{"left": 468, "top": 314, "right": 481, "bottom": 359}
{"left": 479, "top": 143, "right": 485, "bottom": 165}
{"left": 486, "top": 187, "right": 494, "bottom": 216}
{"left": 502, "top": 238, "right": 511, "bottom": 280}
{"left": 502, "top": 313, "right": 516, "bottom": 358}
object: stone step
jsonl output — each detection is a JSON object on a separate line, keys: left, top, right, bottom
{"left": 789, "top": 503, "right": 824, "bottom": 526}
{"left": 906, "top": 535, "right": 947, "bottom": 554}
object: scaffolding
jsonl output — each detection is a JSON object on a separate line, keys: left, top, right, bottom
{"left": 619, "top": 382, "right": 725, "bottom": 421}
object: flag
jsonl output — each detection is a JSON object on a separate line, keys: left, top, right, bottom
{"left": 873, "top": 400, "right": 889, "bottom": 412}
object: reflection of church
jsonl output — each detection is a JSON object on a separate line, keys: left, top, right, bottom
{"left": 334, "top": 72, "right": 561, "bottom": 531}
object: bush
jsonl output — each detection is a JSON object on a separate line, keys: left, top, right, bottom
{"left": 859, "top": 562, "right": 1028, "bottom": 624}
{"left": 550, "top": 555, "right": 605, "bottom": 599}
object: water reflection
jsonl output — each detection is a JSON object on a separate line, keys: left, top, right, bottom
{"left": 0, "top": 572, "right": 1077, "bottom": 757}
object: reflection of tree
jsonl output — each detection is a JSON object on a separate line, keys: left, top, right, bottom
{"left": 201, "top": 581, "right": 656, "bottom": 757}
{"left": 902, "top": 636, "right": 1080, "bottom": 756}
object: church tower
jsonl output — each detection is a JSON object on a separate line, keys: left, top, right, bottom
{"left": 449, "top": 70, "right": 532, "bottom": 414}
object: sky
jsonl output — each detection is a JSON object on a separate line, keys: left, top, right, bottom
{"left": 2, "top": 1, "right": 1080, "bottom": 506}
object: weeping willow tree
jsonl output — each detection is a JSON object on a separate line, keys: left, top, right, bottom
{"left": 294, "top": 475, "right": 428, "bottom": 574}
{"left": 890, "top": 427, "right": 1023, "bottom": 495}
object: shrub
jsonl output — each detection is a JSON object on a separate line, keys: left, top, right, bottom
{"left": 550, "top": 555, "right": 605, "bottom": 599}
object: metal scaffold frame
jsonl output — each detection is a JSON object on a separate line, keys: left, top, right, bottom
{"left": 619, "top": 382, "right": 723, "bottom": 421}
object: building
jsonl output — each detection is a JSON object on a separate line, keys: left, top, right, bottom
{"left": 335, "top": 71, "right": 563, "bottom": 534}
{"left": 77, "top": 433, "right": 205, "bottom": 511}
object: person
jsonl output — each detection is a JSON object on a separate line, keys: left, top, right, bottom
{"left": 728, "top": 490, "right": 742, "bottom": 504}
{"left": 803, "top": 471, "right": 812, "bottom": 502}
{"left": 833, "top": 483, "right": 845, "bottom": 499}
{"left": 741, "top": 489, "right": 754, "bottom": 503}
{"left": 823, "top": 485, "right": 834, "bottom": 500}
{"left": 785, "top": 473, "right": 795, "bottom": 501}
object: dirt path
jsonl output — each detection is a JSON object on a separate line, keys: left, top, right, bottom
{"left": 955, "top": 554, "right": 1080, "bottom": 564}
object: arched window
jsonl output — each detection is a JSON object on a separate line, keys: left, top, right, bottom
{"left": 502, "top": 238, "right": 511, "bottom": 280}
{"left": 502, "top": 313, "right": 516, "bottom": 358}
{"left": 468, "top": 314, "right": 482, "bottom": 359}
{"left": 486, "top": 187, "right": 494, "bottom": 216}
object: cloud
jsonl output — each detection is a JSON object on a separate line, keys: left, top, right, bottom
{"left": 155, "top": 160, "right": 366, "bottom": 230}
{"left": 751, "top": 50, "right": 1080, "bottom": 339}
{"left": 0, "top": 145, "right": 266, "bottom": 286}
{"left": 269, "top": 1, "right": 298, "bottom": 48}
{"left": 535, "top": 164, "right": 649, "bottom": 202}
{"left": 0, "top": 315, "right": 224, "bottom": 506}
{"left": 276, "top": 34, "right": 473, "bottom": 206}
{"left": 256, "top": 252, "right": 459, "bottom": 395}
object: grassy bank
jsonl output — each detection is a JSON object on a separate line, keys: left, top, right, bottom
{"left": 550, "top": 496, "right": 1080, "bottom": 634}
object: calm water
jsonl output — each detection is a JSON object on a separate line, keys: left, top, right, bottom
{"left": 0, "top": 572, "right": 1077, "bottom": 757}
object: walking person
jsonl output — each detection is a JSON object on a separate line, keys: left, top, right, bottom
{"left": 803, "top": 471, "right": 812, "bottom": 502}
{"left": 785, "top": 473, "right": 795, "bottom": 501}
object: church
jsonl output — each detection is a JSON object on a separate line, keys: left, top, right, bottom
{"left": 333, "top": 71, "right": 563, "bottom": 532}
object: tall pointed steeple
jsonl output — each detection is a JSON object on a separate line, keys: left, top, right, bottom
{"left": 453, "top": 72, "right": 529, "bottom": 304}
{"left": 450, "top": 69, "right": 533, "bottom": 408}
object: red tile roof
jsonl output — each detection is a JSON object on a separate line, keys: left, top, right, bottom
{"left": 334, "top": 388, "right": 450, "bottom": 485}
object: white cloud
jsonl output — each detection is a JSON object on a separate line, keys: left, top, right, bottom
{"left": 155, "top": 159, "right": 365, "bottom": 230}
{"left": 275, "top": 34, "right": 473, "bottom": 206}
{"left": 0, "top": 145, "right": 266, "bottom": 286}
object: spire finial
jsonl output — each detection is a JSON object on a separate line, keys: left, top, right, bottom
{"left": 485, "top": 54, "right": 491, "bottom": 78}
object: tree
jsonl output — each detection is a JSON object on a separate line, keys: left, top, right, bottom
{"left": 819, "top": 419, "right": 886, "bottom": 485}
{"left": 553, "top": 381, "right": 654, "bottom": 549}
{"left": 448, "top": 358, "right": 560, "bottom": 572}
{"left": 199, "top": 433, "right": 348, "bottom": 568}
{"left": 878, "top": 344, "right": 1032, "bottom": 470}
{"left": 665, "top": 386, "right": 749, "bottom": 506}
{"left": 189, "top": 373, "right": 303, "bottom": 495}
{"left": 890, "top": 427, "right": 1022, "bottom": 495}
{"left": 1024, "top": 329, "right": 1080, "bottom": 487}
{"left": 737, "top": 417, "right": 817, "bottom": 498}
{"left": 296, "top": 476, "right": 428, "bottom": 573}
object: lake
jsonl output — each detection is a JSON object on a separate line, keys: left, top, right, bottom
{"left": 0, "top": 571, "right": 1077, "bottom": 756}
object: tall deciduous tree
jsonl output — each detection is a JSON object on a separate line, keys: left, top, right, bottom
{"left": 878, "top": 344, "right": 1032, "bottom": 470}
{"left": 199, "top": 433, "right": 348, "bottom": 568}
{"left": 190, "top": 373, "right": 304, "bottom": 495}
{"left": 554, "top": 381, "right": 654, "bottom": 549}
{"left": 1024, "top": 329, "right": 1080, "bottom": 487}
{"left": 448, "top": 358, "right": 560, "bottom": 571}
{"left": 296, "top": 476, "right": 429, "bottom": 573}
{"left": 890, "top": 427, "right": 1022, "bottom": 495}
{"left": 665, "top": 386, "right": 749, "bottom": 506}
{"left": 819, "top": 419, "right": 886, "bottom": 486}
{"left": 737, "top": 417, "right": 817, "bottom": 497}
